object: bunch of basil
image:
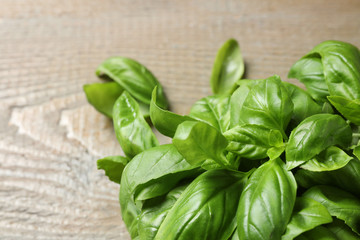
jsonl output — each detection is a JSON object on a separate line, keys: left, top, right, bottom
{"left": 84, "top": 39, "right": 360, "bottom": 240}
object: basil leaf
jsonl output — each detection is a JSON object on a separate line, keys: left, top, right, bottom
{"left": 189, "top": 94, "right": 231, "bottom": 133}
{"left": 211, "top": 39, "right": 244, "bottom": 95}
{"left": 282, "top": 197, "right": 332, "bottom": 240}
{"left": 229, "top": 79, "right": 262, "bottom": 128}
{"left": 300, "top": 146, "right": 353, "bottom": 172}
{"left": 311, "top": 40, "right": 360, "bottom": 100}
{"left": 303, "top": 185, "right": 360, "bottom": 234}
{"left": 237, "top": 158, "right": 297, "bottom": 240}
{"left": 354, "top": 145, "right": 360, "bottom": 160}
{"left": 121, "top": 144, "right": 200, "bottom": 202}
{"left": 224, "top": 124, "right": 283, "bottom": 160}
{"left": 96, "top": 56, "right": 168, "bottom": 108}
{"left": 282, "top": 82, "right": 322, "bottom": 128}
{"left": 328, "top": 218, "right": 360, "bottom": 240}
{"left": 288, "top": 54, "right": 329, "bottom": 102}
{"left": 155, "top": 169, "right": 249, "bottom": 240}
{"left": 328, "top": 95, "right": 360, "bottom": 125}
{"left": 238, "top": 75, "right": 293, "bottom": 138}
{"left": 295, "top": 226, "right": 338, "bottom": 240}
{"left": 83, "top": 82, "right": 123, "bottom": 118}
{"left": 286, "top": 114, "right": 352, "bottom": 170}
{"left": 295, "top": 158, "right": 360, "bottom": 198}
{"left": 150, "top": 87, "right": 193, "bottom": 137}
{"left": 173, "top": 121, "right": 232, "bottom": 169}
{"left": 97, "top": 155, "right": 129, "bottom": 184}
{"left": 138, "top": 183, "right": 188, "bottom": 240}
{"left": 113, "top": 91, "right": 159, "bottom": 158}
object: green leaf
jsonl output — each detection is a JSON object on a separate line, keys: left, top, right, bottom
{"left": 327, "top": 218, "right": 360, "bottom": 240}
{"left": 189, "top": 94, "right": 231, "bottom": 133}
{"left": 155, "top": 169, "right": 249, "bottom": 240}
{"left": 288, "top": 54, "right": 329, "bottom": 102}
{"left": 286, "top": 114, "right": 352, "bottom": 170}
{"left": 310, "top": 40, "right": 360, "bottom": 100}
{"left": 121, "top": 144, "right": 200, "bottom": 202}
{"left": 224, "top": 124, "right": 283, "bottom": 160}
{"left": 211, "top": 39, "right": 244, "bottom": 95}
{"left": 282, "top": 82, "right": 322, "bottom": 128}
{"left": 119, "top": 144, "right": 200, "bottom": 236}
{"left": 328, "top": 95, "right": 360, "bottom": 125}
{"left": 97, "top": 156, "right": 129, "bottom": 183}
{"left": 96, "top": 56, "right": 168, "bottom": 108}
{"left": 303, "top": 185, "right": 360, "bottom": 234}
{"left": 300, "top": 146, "right": 353, "bottom": 172}
{"left": 354, "top": 145, "right": 360, "bottom": 160}
{"left": 237, "top": 158, "right": 297, "bottom": 240}
{"left": 295, "top": 158, "right": 360, "bottom": 198}
{"left": 83, "top": 82, "right": 123, "bottom": 118}
{"left": 282, "top": 197, "right": 332, "bottom": 240}
{"left": 294, "top": 226, "right": 338, "bottom": 240}
{"left": 237, "top": 75, "right": 294, "bottom": 138}
{"left": 138, "top": 183, "right": 188, "bottom": 240}
{"left": 173, "top": 121, "right": 232, "bottom": 169}
{"left": 229, "top": 79, "right": 262, "bottom": 128}
{"left": 113, "top": 91, "right": 159, "bottom": 158}
{"left": 150, "top": 87, "right": 193, "bottom": 137}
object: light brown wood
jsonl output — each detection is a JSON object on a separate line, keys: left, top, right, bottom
{"left": 1, "top": 0, "right": 359, "bottom": 238}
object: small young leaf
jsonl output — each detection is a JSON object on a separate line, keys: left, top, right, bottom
{"left": 97, "top": 155, "right": 129, "bottom": 183}
{"left": 150, "top": 87, "right": 193, "bottom": 137}
{"left": 211, "top": 39, "right": 244, "bottom": 95}
{"left": 96, "top": 56, "right": 168, "bottom": 108}
{"left": 113, "top": 91, "right": 159, "bottom": 158}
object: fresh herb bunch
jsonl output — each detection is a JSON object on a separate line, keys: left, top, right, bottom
{"left": 84, "top": 39, "right": 360, "bottom": 240}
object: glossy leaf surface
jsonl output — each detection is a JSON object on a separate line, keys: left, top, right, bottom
{"left": 303, "top": 185, "right": 360, "bottom": 234}
{"left": 282, "top": 197, "right": 332, "bottom": 240}
{"left": 173, "top": 121, "right": 231, "bottom": 169}
{"left": 288, "top": 54, "right": 329, "bottom": 102}
{"left": 229, "top": 79, "right": 262, "bottom": 128}
{"left": 189, "top": 94, "right": 231, "bottom": 133}
{"left": 237, "top": 76, "right": 293, "bottom": 137}
{"left": 211, "top": 39, "right": 244, "bottom": 95}
{"left": 286, "top": 114, "right": 352, "bottom": 170}
{"left": 96, "top": 56, "right": 168, "bottom": 108}
{"left": 300, "top": 146, "right": 353, "bottom": 172}
{"left": 113, "top": 91, "right": 158, "bottom": 158}
{"left": 97, "top": 155, "right": 129, "bottom": 184}
{"left": 237, "top": 158, "right": 297, "bottom": 240}
{"left": 155, "top": 170, "right": 249, "bottom": 240}
{"left": 224, "top": 124, "right": 283, "bottom": 160}
{"left": 328, "top": 95, "right": 360, "bottom": 125}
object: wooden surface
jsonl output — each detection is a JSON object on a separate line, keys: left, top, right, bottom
{"left": 1, "top": 0, "right": 360, "bottom": 239}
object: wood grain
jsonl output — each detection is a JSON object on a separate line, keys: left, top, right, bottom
{"left": 0, "top": 0, "right": 359, "bottom": 239}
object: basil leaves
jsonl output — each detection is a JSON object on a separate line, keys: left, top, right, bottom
{"left": 84, "top": 39, "right": 360, "bottom": 239}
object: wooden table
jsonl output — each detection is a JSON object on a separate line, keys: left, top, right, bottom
{"left": 1, "top": 0, "right": 359, "bottom": 239}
